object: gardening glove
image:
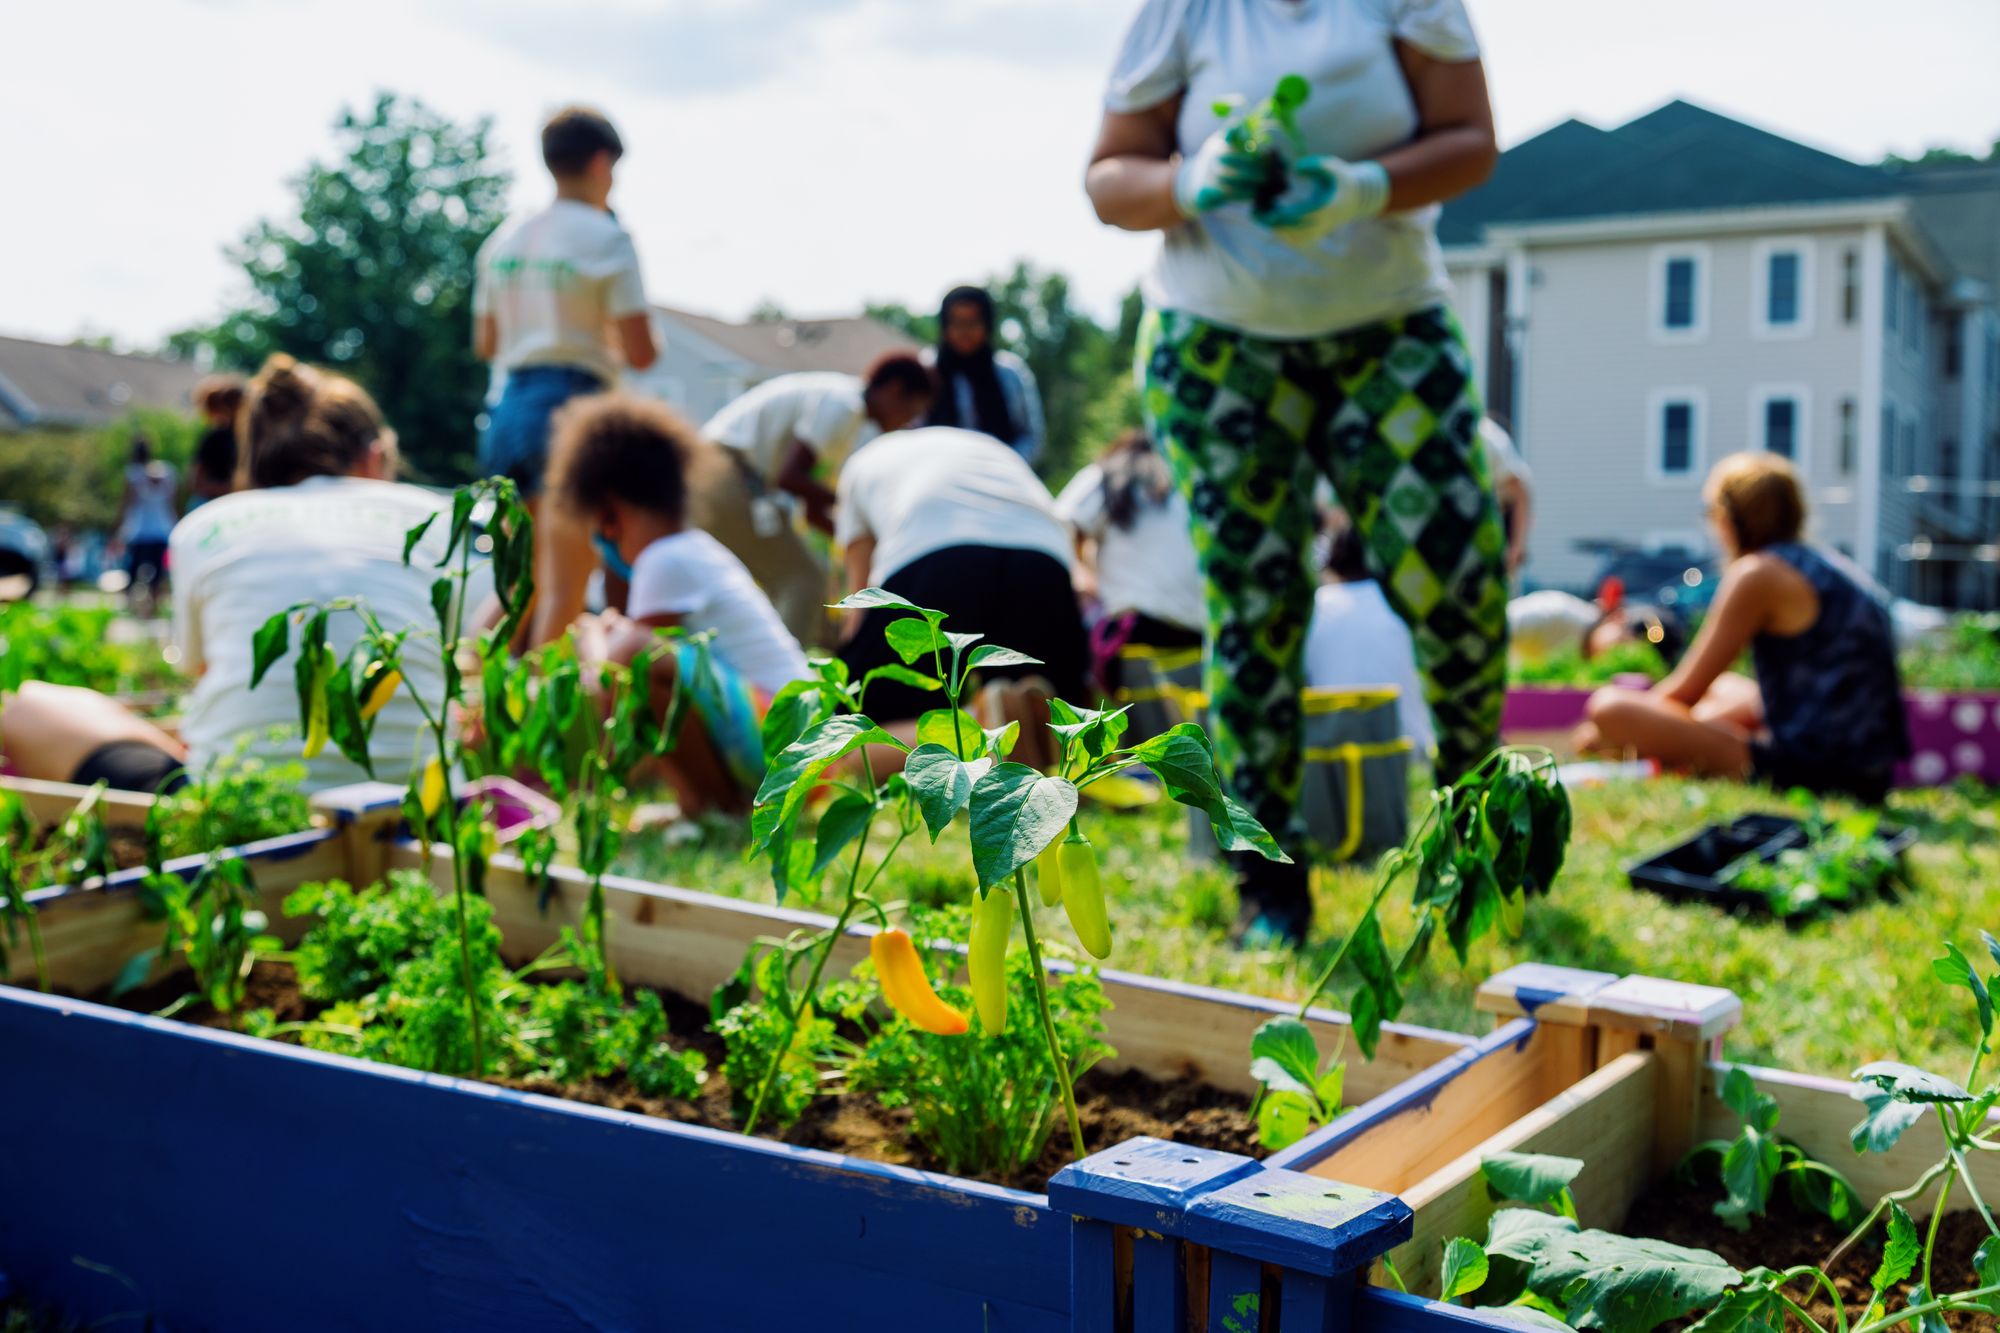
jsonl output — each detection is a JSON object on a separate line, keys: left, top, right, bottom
{"left": 1257, "top": 155, "right": 1391, "bottom": 243}
{"left": 1173, "top": 120, "right": 1266, "bottom": 218}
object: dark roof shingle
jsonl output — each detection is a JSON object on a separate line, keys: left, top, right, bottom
{"left": 0, "top": 336, "right": 204, "bottom": 430}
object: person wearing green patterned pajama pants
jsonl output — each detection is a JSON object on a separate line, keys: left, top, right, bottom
{"left": 1139, "top": 303, "right": 1510, "bottom": 931}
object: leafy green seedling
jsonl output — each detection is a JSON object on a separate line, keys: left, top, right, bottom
{"left": 1247, "top": 1014, "right": 1346, "bottom": 1150}
{"left": 1213, "top": 73, "right": 1311, "bottom": 211}
{"left": 1680, "top": 1067, "right": 1855, "bottom": 1230}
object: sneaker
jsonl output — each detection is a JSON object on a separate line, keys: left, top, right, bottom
{"left": 1226, "top": 852, "right": 1311, "bottom": 949}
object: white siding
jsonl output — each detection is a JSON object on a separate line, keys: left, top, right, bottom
{"left": 1515, "top": 226, "right": 1871, "bottom": 589}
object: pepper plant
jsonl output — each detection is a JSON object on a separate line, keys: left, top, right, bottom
{"left": 248, "top": 478, "right": 536, "bottom": 1074}
{"left": 0, "top": 780, "right": 117, "bottom": 992}
{"left": 738, "top": 588, "right": 1283, "bottom": 1157}
{"left": 1250, "top": 747, "right": 1571, "bottom": 1149}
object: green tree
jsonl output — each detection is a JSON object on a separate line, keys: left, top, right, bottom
{"left": 0, "top": 410, "right": 201, "bottom": 533}
{"left": 173, "top": 94, "right": 510, "bottom": 482}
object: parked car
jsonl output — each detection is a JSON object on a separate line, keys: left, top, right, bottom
{"left": 0, "top": 507, "right": 51, "bottom": 601}
{"left": 1584, "top": 547, "right": 1718, "bottom": 613}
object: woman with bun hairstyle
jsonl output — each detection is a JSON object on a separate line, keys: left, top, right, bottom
{"left": 0, "top": 355, "right": 453, "bottom": 793}
{"left": 1579, "top": 452, "right": 1909, "bottom": 802}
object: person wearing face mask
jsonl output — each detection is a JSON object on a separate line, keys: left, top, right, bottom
{"left": 923, "top": 286, "right": 1047, "bottom": 465}
{"left": 550, "top": 393, "right": 811, "bottom": 816}
{"left": 1085, "top": 0, "right": 1507, "bottom": 945}
{"left": 692, "top": 353, "right": 935, "bottom": 648}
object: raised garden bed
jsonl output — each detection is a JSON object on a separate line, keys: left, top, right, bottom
{"left": 4, "top": 782, "right": 1647, "bottom": 1332}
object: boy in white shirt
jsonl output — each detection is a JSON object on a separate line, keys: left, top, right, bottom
{"left": 694, "top": 358, "right": 933, "bottom": 649}
{"left": 474, "top": 105, "right": 657, "bottom": 649}
{"left": 548, "top": 394, "right": 809, "bottom": 816}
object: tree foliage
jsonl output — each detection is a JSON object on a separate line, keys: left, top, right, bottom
{"left": 171, "top": 93, "right": 511, "bottom": 483}
{"left": 0, "top": 409, "right": 201, "bottom": 531}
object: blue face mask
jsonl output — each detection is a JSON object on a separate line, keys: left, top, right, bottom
{"left": 592, "top": 534, "right": 633, "bottom": 581}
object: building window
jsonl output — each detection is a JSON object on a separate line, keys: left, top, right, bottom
{"left": 1841, "top": 249, "right": 1860, "bottom": 324}
{"left": 1752, "top": 240, "right": 1812, "bottom": 337}
{"left": 1768, "top": 253, "right": 1800, "bottom": 326}
{"left": 1838, "top": 397, "right": 1856, "bottom": 476}
{"left": 1648, "top": 389, "right": 1705, "bottom": 481}
{"left": 1651, "top": 246, "right": 1708, "bottom": 340}
{"left": 1764, "top": 398, "right": 1798, "bottom": 458}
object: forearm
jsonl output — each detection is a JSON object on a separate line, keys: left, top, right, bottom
{"left": 1086, "top": 155, "right": 1184, "bottom": 232}
{"left": 1374, "top": 125, "right": 1498, "bottom": 212}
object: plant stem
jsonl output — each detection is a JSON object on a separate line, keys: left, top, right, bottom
{"left": 1922, "top": 1165, "right": 1955, "bottom": 1299}
{"left": 1824, "top": 1158, "right": 1952, "bottom": 1271}
{"left": 742, "top": 815, "right": 875, "bottom": 1138}
{"left": 1849, "top": 1282, "right": 2000, "bottom": 1333}
{"left": 1776, "top": 1295, "right": 1833, "bottom": 1333}
{"left": 23, "top": 905, "right": 48, "bottom": 992}
{"left": 1015, "top": 869, "right": 1085, "bottom": 1160}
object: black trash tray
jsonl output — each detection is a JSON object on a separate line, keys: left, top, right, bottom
{"left": 1625, "top": 812, "right": 1916, "bottom": 913}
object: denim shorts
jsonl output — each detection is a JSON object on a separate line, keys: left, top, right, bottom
{"left": 478, "top": 366, "right": 606, "bottom": 495}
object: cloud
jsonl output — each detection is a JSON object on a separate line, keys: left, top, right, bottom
{"left": 874, "top": 0, "right": 1129, "bottom": 72}
{"left": 436, "top": 0, "right": 866, "bottom": 97}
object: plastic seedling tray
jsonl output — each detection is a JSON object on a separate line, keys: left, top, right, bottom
{"left": 1624, "top": 812, "right": 1915, "bottom": 914}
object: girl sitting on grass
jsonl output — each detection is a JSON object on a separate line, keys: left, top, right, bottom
{"left": 546, "top": 393, "right": 811, "bottom": 816}
{"left": 1577, "top": 452, "right": 1909, "bottom": 802}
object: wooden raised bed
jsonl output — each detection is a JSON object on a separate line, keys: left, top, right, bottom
{"left": 2, "top": 783, "right": 1656, "bottom": 1332}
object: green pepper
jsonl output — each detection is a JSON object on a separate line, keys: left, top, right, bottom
{"left": 1060, "top": 834, "right": 1111, "bottom": 959}
{"left": 1036, "top": 837, "right": 1064, "bottom": 907}
{"left": 301, "top": 644, "right": 334, "bottom": 758}
{"left": 968, "top": 886, "right": 1013, "bottom": 1035}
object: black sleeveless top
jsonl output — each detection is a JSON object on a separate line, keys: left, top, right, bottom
{"left": 1751, "top": 543, "right": 1909, "bottom": 783}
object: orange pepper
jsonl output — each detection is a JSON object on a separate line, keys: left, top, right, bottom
{"left": 870, "top": 929, "right": 968, "bottom": 1036}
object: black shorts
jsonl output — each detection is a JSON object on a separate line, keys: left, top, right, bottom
{"left": 125, "top": 540, "right": 169, "bottom": 584}
{"left": 1749, "top": 740, "right": 1892, "bottom": 806}
{"left": 71, "top": 740, "right": 187, "bottom": 796}
{"left": 837, "top": 545, "right": 1091, "bottom": 721}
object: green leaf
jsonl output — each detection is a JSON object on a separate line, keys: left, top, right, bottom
{"left": 1720, "top": 1067, "right": 1780, "bottom": 1133}
{"left": 401, "top": 511, "right": 437, "bottom": 564}
{"left": 1256, "top": 1091, "right": 1314, "bottom": 1151}
{"left": 1483, "top": 1152, "right": 1584, "bottom": 1211}
{"left": 904, "top": 744, "right": 974, "bottom": 841}
{"left": 1127, "top": 726, "right": 1222, "bottom": 805}
{"left": 830, "top": 587, "right": 933, "bottom": 616}
{"left": 442, "top": 486, "right": 475, "bottom": 565}
{"left": 1481, "top": 1208, "right": 1579, "bottom": 1304}
{"left": 1684, "top": 1279, "right": 1787, "bottom": 1333}
{"left": 860, "top": 663, "right": 942, "bottom": 699}
{"left": 966, "top": 644, "right": 1043, "bottom": 671}
{"left": 810, "top": 791, "right": 875, "bottom": 878}
{"left": 1851, "top": 1088, "right": 1928, "bottom": 1154}
{"left": 966, "top": 763, "right": 1078, "bottom": 889}
{"left": 1854, "top": 1061, "right": 1973, "bottom": 1104}
{"left": 1870, "top": 1202, "right": 1920, "bottom": 1311}
{"left": 915, "top": 708, "right": 984, "bottom": 759}
{"left": 1934, "top": 942, "right": 1993, "bottom": 1037}
{"left": 430, "top": 575, "right": 454, "bottom": 633}
{"left": 1982, "top": 930, "right": 2000, "bottom": 974}
{"left": 1528, "top": 1229, "right": 1741, "bottom": 1331}
{"left": 1715, "top": 1124, "right": 1780, "bottom": 1229}
{"left": 249, "top": 611, "right": 291, "bottom": 689}
{"left": 1441, "top": 1238, "right": 1490, "bottom": 1301}
{"left": 1972, "top": 1235, "right": 2000, "bottom": 1314}
{"left": 885, "top": 616, "right": 948, "bottom": 666}
{"left": 1248, "top": 1015, "right": 1321, "bottom": 1100}
{"left": 1209, "top": 792, "right": 1290, "bottom": 861}
{"left": 325, "top": 653, "right": 375, "bottom": 777}
{"left": 109, "top": 945, "right": 160, "bottom": 998}
{"left": 1783, "top": 1161, "right": 1854, "bottom": 1224}
{"left": 750, "top": 715, "right": 907, "bottom": 851}
{"left": 1315, "top": 1064, "right": 1345, "bottom": 1112}
{"left": 760, "top": 680, "right": 831, "bottom": 763}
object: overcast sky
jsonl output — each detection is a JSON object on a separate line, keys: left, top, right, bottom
{"left": 4, "top": 0, "right": 1996, "bottom": 350}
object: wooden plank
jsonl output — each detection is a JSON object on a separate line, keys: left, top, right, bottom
{"left": 1383, "top": 1052, "right": 1658, "bottom": 1296}
{"left": 383, "top": 840, "right": 1472, "bottom": 1098}
{"left": 1474, "top": 961, "right": 1620, "bottom": 1028}
{"left": 1651, "top": 1037, "right": 1705, "bottom": 1175}
{"left": 16, "top": 829, "right": 346, "bottom": 992}
{"left": 1290, "top": 1022, "right": 1581, "bottom": 1193}
{"left": 1697, "top": 1062, "right": 2000, "bottom": 1220}
{"left": 1356, "top": 1286, "right": 1542, "bottom": 1330}
{"left": 0, "top": 985, "right": 1072, "bottom": 1333}
{"left": 2, "top": 775, "right": 158, "bottom": 827}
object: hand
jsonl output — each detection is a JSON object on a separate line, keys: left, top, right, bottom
{"left": 1256, "top": 156, "right": 1391, "bottom": 242}
{"left": 1172, "top": 122, "right": 1265, "bottom": 217}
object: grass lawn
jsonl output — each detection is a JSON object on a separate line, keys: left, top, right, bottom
{"left": 617, "top": 772, "right": 2000, "bottom": 1082}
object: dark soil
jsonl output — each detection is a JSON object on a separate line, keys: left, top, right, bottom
{"left": 106, "top": 960, "right": 1264, "bottom": 1193}
{"left": 1624, "top": 1173, "right": 1992, "bottom": 1330}
{"left": 23, "top": 824, "right": 148, "bottom": 879}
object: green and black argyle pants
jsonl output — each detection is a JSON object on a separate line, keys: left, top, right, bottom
{"left": 1138, "top": 304, "right": 1509, "bottom": 849}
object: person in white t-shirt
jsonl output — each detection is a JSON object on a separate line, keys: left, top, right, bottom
{"left": 548, "top": 394, "right": 810, "bottom": 815}
{"left": 693, "top": 358, "right": 933, "bottom": 649}
{"left": 834, "top": 427, "right": 1090, "bottom": 746}
{"left": 1053, "top": 428, "right": 1204, "bottom": 693}
{"left": 1305, "top": 517, "right": 1435, "bottom": 759}
{"left": 474, "top": 105, "right": 658, "bottom": 651}
{"left": 1085, "top": 0, "right": 1507, "bottom": 942}
{"left": 0, "top": 356, "right": 447, "bottom": 794}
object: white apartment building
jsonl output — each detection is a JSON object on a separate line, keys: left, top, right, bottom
{"left": 1441, "top": 102, "right": 2000, "bottom": 606}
